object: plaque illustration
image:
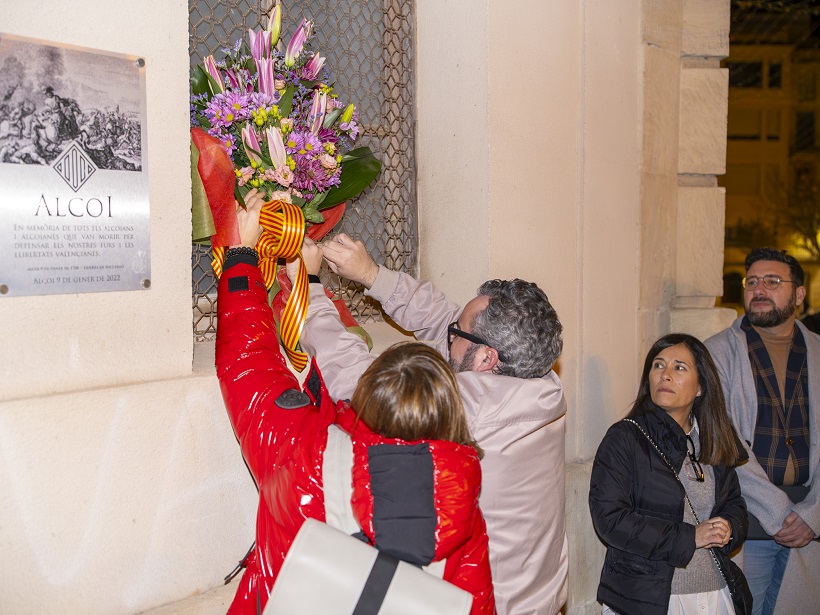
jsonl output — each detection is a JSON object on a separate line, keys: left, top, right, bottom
{"left": 0, "top": 36, "right": 142, "bottom": 188}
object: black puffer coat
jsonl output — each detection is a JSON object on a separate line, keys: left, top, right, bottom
{"left": 589, "top": 403, "right": 748, "bottom": 615}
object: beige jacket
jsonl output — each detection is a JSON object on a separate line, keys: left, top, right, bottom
{"left": 300, "top": 267, "right": 569, "bottom": 615}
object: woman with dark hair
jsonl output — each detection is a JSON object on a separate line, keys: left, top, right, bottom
{"left": 216, "top": 190, "right": 494, "bottom": 615}
{"left": 589, "top": 333, "right": 749, "bottom": 615}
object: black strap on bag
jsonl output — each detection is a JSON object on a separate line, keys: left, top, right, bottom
{"left": 624, "top": 419, "right": 753, "bottom": 615}
{"left": 352, "top": 551, "right": 401, "bottom": 615}
{"left": 224, "top": 541, "right": 255, "bottom": 584}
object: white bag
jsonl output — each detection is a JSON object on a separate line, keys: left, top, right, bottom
{"left": 264, "top": 518, "right": 473, "bottom": 615}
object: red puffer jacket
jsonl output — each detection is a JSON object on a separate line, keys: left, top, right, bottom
{"left": 216, "top": 261, "right": 495, "bottom": 615}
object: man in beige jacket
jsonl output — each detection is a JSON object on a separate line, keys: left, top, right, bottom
{"left": 296, "top": 235, "right": 569, "bottom": 615}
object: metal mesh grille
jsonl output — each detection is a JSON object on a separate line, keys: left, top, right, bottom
{"left": 189, "top": 0, "right": 417, "bottom": 341}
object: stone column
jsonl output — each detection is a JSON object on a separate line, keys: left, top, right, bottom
{"left": 671, "top": 0, "right": 737, "bottom": 339}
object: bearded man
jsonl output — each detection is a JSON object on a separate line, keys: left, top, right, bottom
{"left": 706, "top": 248, "right": 820, "bottom": 615}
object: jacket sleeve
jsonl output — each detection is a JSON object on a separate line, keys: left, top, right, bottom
{"left": 714, "top": 465, "right": 748, "bottom": 555}
{"left": 445, "top": 512, "right": 496, "bottom": 615}
{"left": 366, "top": 266, "right": 461, "bottom": 356}
{"left": 299, "top": 283, "right": 376, "bottom": 402}
{"left": 215, "top": 262, "right": 311, "bottom": 485}
{"left": 589, "top": 423, "right": 696, "bottom": 568}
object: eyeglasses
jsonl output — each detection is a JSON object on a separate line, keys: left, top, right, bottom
{"left": 684, "top": 434, "right": 705, "bottom": 482}
{"left": 447, "top": 320, "right": 508, "bottom": 363}
{"left": 742, "top": 275, "right": 799, "bottom": 290}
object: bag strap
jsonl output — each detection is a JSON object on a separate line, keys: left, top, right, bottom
{"left": 622, "top": 419, "right": 733, "bottom": 589}
{"left": 352, "top": 551, "right": 401, "bottom": 615}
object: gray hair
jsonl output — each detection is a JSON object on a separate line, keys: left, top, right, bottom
{"left": 471, "top": 279, "right": 563, "bottom": 379}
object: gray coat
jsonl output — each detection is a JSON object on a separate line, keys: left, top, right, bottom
{"left": 706, "top": 317, "right": 820, "bottom": 614}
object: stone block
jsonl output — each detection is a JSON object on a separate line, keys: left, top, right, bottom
{"left": 678, "top": 68, "right": 728, "bottom": 174}
{"left": 676, "top": 185, "right": 726, "bottom": 297}
{"left": 643, "top": 45, "right": 681, "bottom": 176}
{"left": 670, "top": 306, "right": 738, "bottom": 340}
{"left": 683, "top": 0, "right": 730, "bottom": 59}
{"left": 643, "top": 0, "right": 682, "bottom": 51}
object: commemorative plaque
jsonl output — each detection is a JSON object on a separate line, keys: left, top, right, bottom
{"left": 0, "top": 34, "right": 150, "bottom": 297}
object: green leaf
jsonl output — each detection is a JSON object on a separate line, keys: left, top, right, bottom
{"left": 234, "top": 185, "right": 247, "bottom": 208}
{"left": 191, "top": 64, "right": 224, "bottom": 97}
{"left": 278, "top": 85, "right": 295, "bottom": 118}
{"left": 321, "top": 147, "right": 382, "bottom": 209}
{"left": 323, "top": 108, "right": 342, "bottom": 129}
{"left": 309, "top": 190, "right": 328, "bottom": 209}
{"left": 191, "top": 65, "right": 211, "bottom": 97}
{"left": 302, "top": 199, "right": 324, "bottom": 224}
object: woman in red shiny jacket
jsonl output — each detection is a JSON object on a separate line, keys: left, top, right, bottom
{"left": 215, "top": 190, "right": 495, "bottom": 615}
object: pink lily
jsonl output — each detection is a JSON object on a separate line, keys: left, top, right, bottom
{"left": 255, "top": 58, "right": 276, "bottom": 97}
{"left": 241, "top": 124, "right": 263, "bottom": 166}
{"left": 301, "top": 52, "right": 326, "bottom": 80}
{"left": 268, "top": 3, "right": 282, "bottom": 48}
{"left": 224, "top": 69, "right": 241, "bottom": 91}
{"left": 284, "top": 18, "right": 312, "bottom": 68}
{"left": 202, "top": 55, "right": 224, "bottom": 93}
{"left": 308, "top": 89, "right": 327, "bottom": 135}
{"left": 266, "top": 126, "right": 287, "bottom": 169}
{"left": 248, "top": 28, "right": 272, "bottom": 60}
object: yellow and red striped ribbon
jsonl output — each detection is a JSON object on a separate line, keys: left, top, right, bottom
{"left": 212, "top": 200, "right": 309, "bottom": 372}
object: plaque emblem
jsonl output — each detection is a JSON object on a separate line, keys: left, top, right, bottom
{"left": 52, "top": 142, "right": 98, "bottom": 192}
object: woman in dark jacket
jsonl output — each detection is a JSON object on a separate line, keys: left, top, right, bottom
{"left": 589, "top": 333, "right": 748, "bottom": 615}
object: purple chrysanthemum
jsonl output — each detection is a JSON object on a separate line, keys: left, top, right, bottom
{"left": 293, "top": 155, "right": 340, "bottom": 193}
{"left": 295, "top": 131, "right": 322, "bottom": 156}
{"left": 316, "top": 127, "right": 338, "bottom": 145}
{"left": 204, "top": 91, "right": 253, "bottom": 130}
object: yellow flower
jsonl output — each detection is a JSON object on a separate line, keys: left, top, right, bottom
{"left": 324, "top": 142, "right": 336, "bottom": 154}
{"left": 287, "top": 156, "right": 295, "bottom": 170}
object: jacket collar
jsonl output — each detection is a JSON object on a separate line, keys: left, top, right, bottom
{"left": 633, "top": 400, "right": 689, "bottom": 467}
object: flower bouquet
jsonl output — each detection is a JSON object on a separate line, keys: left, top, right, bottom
{"left": 190, "top": 4, "right": 381, "bottom": 370}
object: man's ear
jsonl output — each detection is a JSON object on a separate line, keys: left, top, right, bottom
{"left": 797, "top": 285, "right": 807, "bottom": 307}
{"left": 474, "top": 347, "right": 499, "bottom": 373}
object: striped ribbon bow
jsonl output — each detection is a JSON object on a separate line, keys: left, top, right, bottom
{"left": 212, "top": 200, "right": 310, "bottom": 372}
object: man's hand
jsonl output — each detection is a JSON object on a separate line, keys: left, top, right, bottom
{"left": 286, "top": 238, "right": 324, "bottom": 283}
{"left": 233, "top": 189, "right": 264, "bottom": 248}
{"left": 774, "top": 511, "right": 815, "bottom": 548}
{"left": 320, "top": 233, "right": 379, "bottom": 289}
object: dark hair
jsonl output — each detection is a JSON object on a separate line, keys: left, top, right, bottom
{"left": 471, "top": 279, "right": 563, "bottom": 379}
{"left": 351, "top": 342, "right": 482, "bottom": 457}
{"left": 745, "top": 247, "right": 804, "bottom": 287}
{"left": 627, "top": 333, "right": 741, "bottom": 467}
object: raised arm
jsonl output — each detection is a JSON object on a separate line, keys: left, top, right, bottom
{"left": 321, "top": 234, "right": 461, "bottom": 353}
{"left": 215, "top": 190, "right": 311, "bottom": 483}
{"left": 289, "top": 238, "right": 377, "bottom": 401}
